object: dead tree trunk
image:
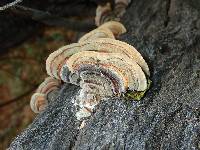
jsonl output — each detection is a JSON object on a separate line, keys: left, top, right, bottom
{"left": 9, "top": 0, "right": 200, "bottom": 149}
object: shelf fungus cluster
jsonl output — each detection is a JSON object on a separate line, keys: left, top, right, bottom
{"left": 30, "top": 21, "right": 150, "bottom": 121}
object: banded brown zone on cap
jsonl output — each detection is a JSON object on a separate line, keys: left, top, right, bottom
{"left": 79, "top": 38, "right": 150, "bottom": 76}
{"left": 78, "top": 67, "right": 121, "bottom": 95}
{"left": 30, "top": 77, "right": 61, "bottom": 113}
{"left": 30, "top": 93, "right": 47, "bottom": 113}
{"left": 66, "top": 51, "right": 147, "bottom": 93}
{"left": 47, "top": 37, "right": 149, "bottom": 81}
{"left": 46, "top": 21, "right": 127, "bottom": 81}
{"left": 46, "top": 43, "right": 81, "bottom": 79}
{"left": 36, "top": 77, "right": 61, "bottom": 94}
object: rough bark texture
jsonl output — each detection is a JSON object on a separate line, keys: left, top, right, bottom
{"left": 9, "top": 0, "right": 200, "bottom": 149}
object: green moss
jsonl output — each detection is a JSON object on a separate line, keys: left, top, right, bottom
{"left": 123, "top": 78, "right": 152, "bottom": 101}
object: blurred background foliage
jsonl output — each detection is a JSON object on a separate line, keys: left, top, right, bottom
{"left": 0, "top": 26, "right": 78, "bottom": 148}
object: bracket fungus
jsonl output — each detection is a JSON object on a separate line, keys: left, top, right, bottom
{"left": 31, "top": 20, "right": 150, "bottom": 121}
{"left": 95, "top": 0, "right": 131, "bottom": 26}
{"left": 95, "top": 2, "right": 112, "bottom": 26}
{"left": 46, "top": 21, "right": 127, "bottom": 81}
{"left": 30, "top": 77, "right": 61, "bottom": 113}
{"left": 61, "top": 50, "right": 148, "bottom": 119}
{"left": 114, "top": 0, "right": 131, "bottom": 18}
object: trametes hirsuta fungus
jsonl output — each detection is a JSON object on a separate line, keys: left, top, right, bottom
{"left": 95, "top": 0, "right": 131, "bottom": 26}
{"left": 114, "top": 0, "right": 131, "bottom": 18}
{"left": 95, "top": 2, "right": 112, "bottom": 26}
{"left": 30, "top": 20, "right": 150, "bottom": 121}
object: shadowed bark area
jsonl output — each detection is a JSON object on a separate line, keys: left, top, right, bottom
{"left": 9, "top": 0, "right": 200, "bottom": 149}
{"left": 0, "top": 0, "right": 105, "bottom": 53}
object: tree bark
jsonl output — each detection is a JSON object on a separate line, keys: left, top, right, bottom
{"left": 9, "top": 0, "right": 200, "bottom": 149}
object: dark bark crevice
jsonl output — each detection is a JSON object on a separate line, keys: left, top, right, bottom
{"left": 164, "top": 0, "right": 171, "bottom": 27}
